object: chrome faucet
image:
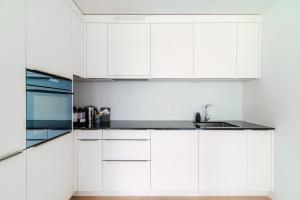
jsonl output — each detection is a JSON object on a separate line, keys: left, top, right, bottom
{"left": 204, "top": 104, "right": 213, "bottom": 122}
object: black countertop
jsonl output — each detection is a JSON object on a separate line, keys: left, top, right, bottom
{"left": 75, "top": 120, "right": 274, "bottom": 131}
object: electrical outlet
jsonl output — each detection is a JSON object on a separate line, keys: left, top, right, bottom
{"left": 166, "top": 107, "right": 173, "bottom": 114}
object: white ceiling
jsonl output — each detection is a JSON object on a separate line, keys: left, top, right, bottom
{"left": 73, "top": 0, "right": 278, "bottom": 15}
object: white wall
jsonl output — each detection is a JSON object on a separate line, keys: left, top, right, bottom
{"left": 74, "top": 81, "right": 242, "bottom": 121}
{"left": 242, "top": 0, "right": 300, "bottom": 199}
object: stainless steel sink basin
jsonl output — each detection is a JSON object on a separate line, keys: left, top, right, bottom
{"left": 195, "top": 122, "right": 238, "bottom": 128}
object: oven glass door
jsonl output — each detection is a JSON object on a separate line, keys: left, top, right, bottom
{"left": 26, "top": 70, "right": 72, "bottom": 148}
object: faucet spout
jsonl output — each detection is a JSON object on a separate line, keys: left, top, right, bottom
{"left": 204, "top": 104, "right": 213, "bottom": 122}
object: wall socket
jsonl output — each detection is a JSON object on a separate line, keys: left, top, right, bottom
{"left": 166, "top": 107, "right": 173, "bottom": 114}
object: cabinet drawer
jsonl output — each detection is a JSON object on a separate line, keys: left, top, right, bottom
{"left": 103, "top": 161, "right": 150, "bottom": 192}
{"left": 103, "top": 130, "right": 150, "bottom": 140}
{"left": 103, "top": 140, "right": 150, "bottom": 161}
{"left": 77, "top": 130, "right": 102, "bottom": 140}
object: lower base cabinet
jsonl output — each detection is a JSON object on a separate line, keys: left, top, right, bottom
{"left": 199, "top": 131, "right": 247, "bottom": 192}
{"left": 198, "top": 130, "right": 273, "bottom": 193}
{"left": 247, "top": 131, "right": 273, "bottom": 191}
{"left": 151, "top": 130, "right": 199, "bottom": 192}
{"left": 27, "top": 133, "right": 73, "bottom": 200}
{"left": 75, "top": 129, "right": 273, "bottom": 196}
{"left": 0, "top": 152, "right": 26, "bottom": 200}
{"left": 103, "top": 161, "right": 150, "bottom": 192}
{"left": 77, "top": 139, "right": 102, "bottom": 191}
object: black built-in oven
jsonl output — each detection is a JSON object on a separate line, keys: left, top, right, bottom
{"left": 26, "top": 69, "right": 73, "bottom": 148}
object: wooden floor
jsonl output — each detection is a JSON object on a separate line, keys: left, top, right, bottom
{"left": 71, "top": 197, "right": 270, "bottom": 200}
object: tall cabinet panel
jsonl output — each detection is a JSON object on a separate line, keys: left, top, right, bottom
{"left": 108, "top": 24, "right": 150, "bottom": 78}
{"left": 72, "top": 11, "right": 85, "bottom": 77}
{"left": 0, "top": 0, "right": 26, "bottom": 158}
{"left": 237, "top": 23, "right": 261, "bottom": 78}
{"left": 151, "top": 24, "right": 194, "bottom": 78}
{"left": 27, "top": 133, "right": 73, "bottom": 200}
{"left": 85, "top": 23, "right": 108, "bottom": 78}
{"left": 194, "top": 23, "right": 237, "bottom": 78}
{"left": 26, "top": 0, "right": 72, "bottom": 78}
{"left": 0, "top": 152, "right": 26, "bottom": 200}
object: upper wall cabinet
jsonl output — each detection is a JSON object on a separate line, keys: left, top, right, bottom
{"left": 151, "top": 24, "right": 194, "bottom": 78}
{"left": 72, "top": 11, "right": 85, "bottom": 78}
{"left": 83, "top": 15, "right": 261, "bottom": 80}
{"left": 26, "top": 0, "right": 73, "bottom": 79}
{"left": 85, "top": 23, "right": 108, "bottom": 78}
{"left": 237, "top": 23, "right": 261, "bottom": 78}
{"left": 194, "top": 23, "right": 237, "bottom": 78}
{"left": 108, "top": 24, "right": 151, "bottom": 79}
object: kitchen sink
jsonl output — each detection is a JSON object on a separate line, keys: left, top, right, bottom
{"left": 195, "top": 122, "right": 238, "bottom": 128}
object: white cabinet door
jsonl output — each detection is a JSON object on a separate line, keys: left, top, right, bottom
{"left": 27, "top": 0, "right": 72, "bottom": 79}
{"left": 0, "top": 0, "right": 26, "bottom": 158}
{"left": 237, "top": 23, "right": 260, "bottom": 78}
{"left": 151, "top": 24, "right": 194, "bottom": 78}
{"left": 108, "top": 24, "right": 150, "bottom": 78}
{"left": 198, "top": 130, "right": 247, "bottom": 192}
{"left": 103, "top": 140, "right": 150, "bottom": 161}
{"left": 72, "top": 11, "right": 84, "bottom": 77}
{"left": 0, "top": 152, "right": 26, "bottom": 200}
{"left": 73, "top": 130, "right": 78, "bottom": 192}
{"left": 27, "top": 133, "right": 73, "bottom": 200}
{"left": 194, "top": 23, "right": 237, "bottom": 78}
{"left": 77, "top": 139, "right": 102, "bottom": 191}
{"left": 151, "top": 130, "right": 198, "bottom": 192}
{"left": 247, "top": 131, "right": 273, "bottom": 191}
{"left": 103, "top": 161, "right": 150, "bottom": 192}
{"left": 85, "top": 23, "right": 108, "bottom": 78}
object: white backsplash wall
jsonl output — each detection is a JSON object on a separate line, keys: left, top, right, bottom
{"left": 74, "top": 81, "right": 242, "bottom": 121}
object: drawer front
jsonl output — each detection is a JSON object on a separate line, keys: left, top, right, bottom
{"left": 103, "top": 140, "right": 150, "bottom": 161}
{"left": 103, "top": 161, "right": 150, "bottom": 192}
{"left": 103, "top": 129, "right": 150, "bottom": 140}
{"left": 77, "top": 130, "right": 102, "bottom": 140}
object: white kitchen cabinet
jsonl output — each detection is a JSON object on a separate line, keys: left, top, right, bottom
{"left": 26, "top": 0, "right": 73, "bottom": 78}
{"left": 0, "top": 152, "right": 26, "bottom": 200}
{"left": 108, "top": 24, "right": 150, "bottom": 78}
{"left": 151, "top": 130, "right": 198, "bottom": 192}
{"left": 103, "top": 140, "right": 150, "bottom": 161}
{"left": 77, "top": 137, "right": 102, "bottom": 191}
{"left": 247, "top": 131, "right": 273, "bottom": 191}
{"left": 103, "top": 161, "right": 150, "bottom": 192}
{"left": 151, "top": 24, "right": 194, "bottom": 78}
{"left": 73, "top": 130, "right": 78, "bottom": 192}
{"left": 237, "top": 23, "right": 261, "bottom": 78}
{"left": 0, "top": 0, "right": 26, "bottom": 159}
{"left": 198, "top": 130, "right": 247, "bottom": 192}
{"left": 102, "top": 129, "right": 150, "bottom": 193}
{"left": 194, "top": 23, "right": 237, "bottom": 78}
{"left": 85, "top": 23, "right": 108, "bottom": 78}
{"left": 27, "top": 133, "right": 73, "bottom": 200}
{"left": 72, "top": 11, "right": 84, "bottom": 77}
{"left": 103, "top": 129, "right": 151, "bottom": 140}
